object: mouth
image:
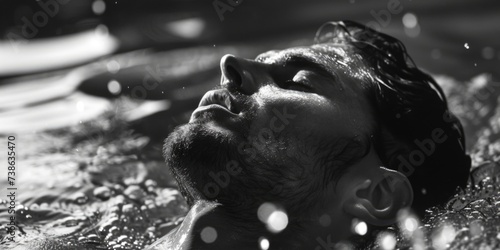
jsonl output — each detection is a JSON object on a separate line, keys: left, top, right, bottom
{"left": 189, "top": 89, "right": 241, "bottom": 122}
{"left": 198, "top": 89, "right": 240, "bottom": 114}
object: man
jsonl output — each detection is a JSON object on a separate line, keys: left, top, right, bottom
{"left": 149, "top": 21, "right": 470, "bottom": 249}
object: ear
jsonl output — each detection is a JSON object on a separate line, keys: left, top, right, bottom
{"left": 342, "top": 167, "right": 413, "bottom": 226}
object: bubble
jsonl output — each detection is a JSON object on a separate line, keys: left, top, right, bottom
{"left": 124, "top": 185, "right": 146, "bottom": 201}
{"left": 93, "top": 186, "right": 112, "bottom": 200}
{"left": 200, "top": 226, "right": 217, "bottom": 243}
{"left": 259, "top": 237, "right": 270, "bottom": 250}
{"left": 73, "top": 192, "right": 88, "bottom": 204}
{"left": 92, "top": 0, "right": 106, "bottom": 15}
{"left": 402, "top": 13, "right": 418, "bottom": 29}
{"left": 87, "top": 234, "right": 99, "bottom": 241}
{"left": 116, "top": 235, "right": 129, "bottom": 243}
{"left": 145, "top": 179, "right": 157, "bottom": 187}
{"left": 378, "top": 232, "right": 397, "bottom": 250}
{"left": 464, "top": 43, "right": 470, "bottom": 49}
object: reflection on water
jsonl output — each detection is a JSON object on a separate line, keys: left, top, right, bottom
{"left": 0, "top": 1, "right": 499, "bottom": 247}
{"left": 0, "top": 108, "right": 187, "bottom": 249}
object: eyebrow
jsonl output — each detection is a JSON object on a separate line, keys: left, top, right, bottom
{"left": 282, "top": 55, "right": 336, "bottom": 80}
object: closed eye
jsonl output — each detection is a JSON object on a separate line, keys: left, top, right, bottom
{"left": 284, "top": 80, "right": 313, "bottom": 92}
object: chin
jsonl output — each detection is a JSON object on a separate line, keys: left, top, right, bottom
{"left": 163, "top": 121, "right": 241, "bottom": 204}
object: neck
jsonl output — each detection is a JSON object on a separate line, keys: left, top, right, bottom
{"left": 150, "top": 201, "right": 357, "bottom": 250}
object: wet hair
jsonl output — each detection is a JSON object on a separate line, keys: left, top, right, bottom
{"left": 314, "top": 21, "right": 471, "bottom": 214}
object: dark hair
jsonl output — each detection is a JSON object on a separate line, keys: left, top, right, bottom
{"left": 315, "top": 21, "right": 471, "bottom": 214}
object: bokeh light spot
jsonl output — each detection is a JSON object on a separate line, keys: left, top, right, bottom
{"left": 107, "top": 80, "right": 122, "bottom": 95}
{"left": 319, "top": 214, "right": 331, "bottom": 227}
{"left": 267, "top": 210, "right": 288, "bottom": 233}
{"left": 200, "top": 226, "right": 217, "bottom": 244}
{"left": 378, "top": 232, "right": 397, "bottom": 250}
{"left": 352, "top": 219, "right": 367, "bottom": 236}
{"left": 402, "top": 13, "right": 418, "bottom": 28}
{"left": 259, "top": 237, "right": 270, "bottom": 250}
{"left": 432, "top": 224, "right": 456, "bottom": 250}
{"left": 106, "top": 60, "right": 121, "bottom": 74}
{"left": 92, "top": 0, "right": 106, "bottom": 15}
{"left": 257, "top": 202, "right": 288, "bottom": 233}
{"left": 482, "top": 47, "right": 494, "bottom": 60}
{"left": 404, "top": 217, "right": 418, "bottom": 232}
{"left": 404, "top": 25, "right": 420, "bottom": 37}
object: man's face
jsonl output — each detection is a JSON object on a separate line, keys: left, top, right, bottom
{"left": 164, "top": 44, "right": 376, "bottom": 215}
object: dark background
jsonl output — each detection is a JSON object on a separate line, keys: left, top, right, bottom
{"left": 1, "top": 0, "right": 499, "bottom": 79}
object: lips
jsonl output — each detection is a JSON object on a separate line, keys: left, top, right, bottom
{"left": 197, "top": 90, "right": 240, "bottom": 114}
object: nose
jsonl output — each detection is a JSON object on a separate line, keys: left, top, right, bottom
{"left": 220, "top": 54, "right": 261, "bottom": 95}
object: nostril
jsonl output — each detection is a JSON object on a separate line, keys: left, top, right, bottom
{"left": 225, "top": 65, "right": 242, "bottom": 86}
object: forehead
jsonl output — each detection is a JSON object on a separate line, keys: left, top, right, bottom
{"left": 256, "top": 44, "right": 373, "bottom": 92}
{"left": 255, "top": 45, "right": 357, "bottom": 72}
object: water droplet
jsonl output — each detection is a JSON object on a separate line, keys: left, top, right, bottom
{"left": 124, "top": 185, "right": 146, "bottom": 201}
{"left": 116, "top": 235, "right": 129, "bottom": 243}
{"left": 145, "top": 179, "right": 157, "bottom": 187}
{"left": 87, "top": 234, "right": 100, "bottom": 241}
{"left": 94, "top": 186, "right": 112, "bottom": 200}
{"left": 74, "top": 193, "right": 88, "bottom": 204}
